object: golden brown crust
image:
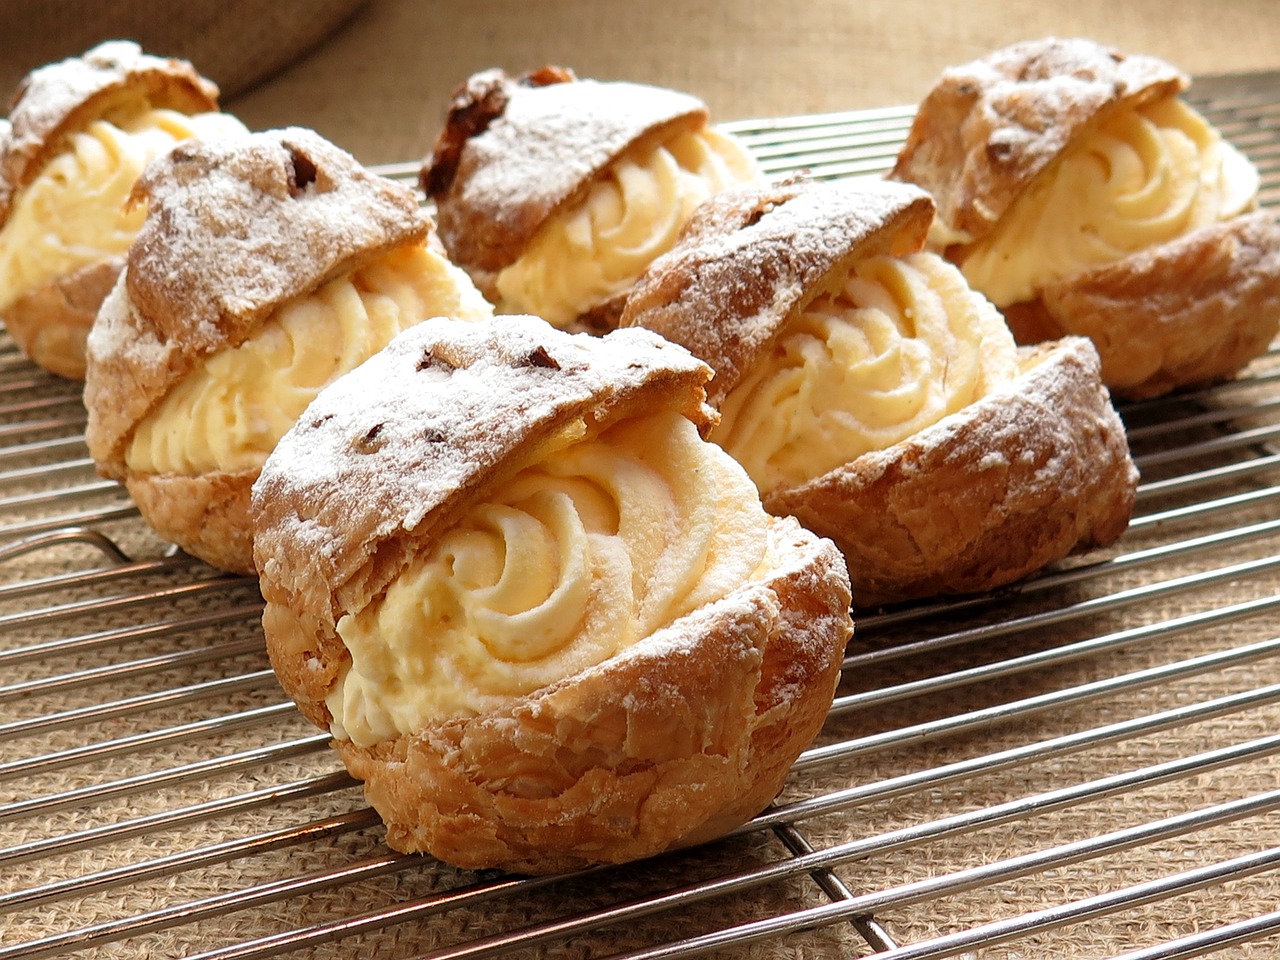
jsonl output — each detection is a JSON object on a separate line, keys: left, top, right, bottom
{"left": 125, "top": 469, "right": 257, "bottom": 575}
{"left": 337, "top": 517, "right": 850, "bottom": 874}
{"left": 0, "top": 40, "right": 220, "bottom": 227}
{"left": 1003, "top": 212, "right": 1280, "bottom": 400}
{"left": 889, "top": 36, "right": 1186, "bottom": 242}
{"left": 82, "top": 127, "right": 434, "bottom": 574}
{"left": 620, "top": 178, "right": 936, "bottom": 406}
{"left": 252, "top": 316, "right": 718, "bottom": 688}
{"left": 0, "top": 256, "right": 121, "bottom": 380}
{"left": 765, "top": 337, "right": 1137, "bottom": 606}
{"left": 84, "top": 127, "right": 431, "bottom": 473}
{"left": 422, "top": 67, "right": 708, "bottom": 278}
{"left": 253, "top": 316, "right": 854, "bottom": 873}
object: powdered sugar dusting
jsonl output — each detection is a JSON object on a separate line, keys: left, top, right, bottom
{"left": 252, "top": 316, "right": 714, "bottom": 601}
{"left": 623, "top": 178, "right": 935, "bottom": 404}
{"left": 83, "top": 126, "right": 430, "bottom": 467}
{"left": 890, "top": 36, "right": 1188, "bottom": 238}
{"left": 435, "top": 75, "right": 707, "bottom": 272}
{"left": 0, "top": 40, "right": 220, "bottom": 225}
{"left": 126, "top": 126, "right": 427, "bottom": 346}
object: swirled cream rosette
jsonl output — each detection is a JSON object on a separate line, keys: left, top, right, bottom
{"left": 622, "top": 178, "right": 1139, "bottom": 605}
{"left": 890, "top": 36, "right": 1280, "bottom": 399}
{"left": 0, "top": 41, "right": 248, "bottom": 378}
{"left": 250, "top": 316, "right": 853, "bottom": 874}
{"left": 422, "top": 66, "right": 763, "bottom": 332}
{"left": 84, "top": 127, "right": 493, "bottom": 574}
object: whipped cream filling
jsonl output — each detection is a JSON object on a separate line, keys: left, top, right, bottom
{"left": 328, "top": 409, "right": 771, "bottom": 745}
{"left": 494, "top": 126, "right": 761, "bottom": 326}
{"left": 713, "top": 251, "right": 1019, "bottom": 492}
{"left": 0, "top": 107, "right": 247, "bottom": 309}
{"left": 126, "top": 243, "right": 493, "bottom": 475}
{"left": 957, "top": 96, "right": 1259, "bottom": 306}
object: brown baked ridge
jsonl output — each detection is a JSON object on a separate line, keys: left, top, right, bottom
{"left": 889, "top": 36, "right": 1280, "bottom": 400}
{"left": 251, "top": 316, "right": 853, "bottom": 873}
{"left": 84, "top": 126, "right": 431, "bottom": 574}
{"left": 421, "top": 66, "right": 708, "bottom": 302}
{"left": 0, "top": 257, "right": 121, "bottom": 380}
{"left": 622, "top": 176, "right": 1138, "bottom": 605}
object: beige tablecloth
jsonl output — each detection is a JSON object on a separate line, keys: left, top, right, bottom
{"left": 3, "top": 0, "right": 1279, "bottom": 165}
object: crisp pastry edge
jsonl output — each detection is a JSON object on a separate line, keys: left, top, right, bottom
{"left": 1002, "top": 211, "right": 1280, "bottom": 399}
{"left": 0, "top": 256, "right": 122, "bottom": 380}
{"left": 335, "top": 514, "right": 850, "bottom": 874}
{"left": 765, "top": 336, "right": 1137, "bottom": 606}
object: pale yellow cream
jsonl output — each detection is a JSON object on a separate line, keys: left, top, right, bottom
{"left": 958, "top": 97, "right": 1259, "bottom": 306}
{"left": 0, "top": 107, "right": 248, "bottom": 309}
{"left": 713, "top": 251, "right": 1019, "bottom": 492}
{"left": 494, "top": 127, "right": 762, "bottom": 327}
{"left": 126, "top": 244, "right": 493, "bottom": 475}
{"left": 328, "top": 409, "right": 772, "bottom": 746}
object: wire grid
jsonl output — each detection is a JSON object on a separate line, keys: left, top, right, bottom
{"left": 2, "top": 72, "right": 1280, "bottom": 960}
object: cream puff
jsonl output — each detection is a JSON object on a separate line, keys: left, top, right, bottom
{"left": 622, "top": 177, "right": 1139, "bottom": 605}
{"left": 84, "top": 126, "right": 493, "bottom": 574}
{"left": 251, "top": 315, "right": 853, "bottom": 874}
{"left": 0, "top": 40, "right": 248, "bottom": 378}
{"left": 422, "top": 66, "right": 763, "bottom": 332}
{"left": 889, "top": 36, "right": 1280, "bottom": 399}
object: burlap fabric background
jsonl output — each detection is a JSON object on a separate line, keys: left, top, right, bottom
{"left": 2, "top": 2, "right": 1280, "bottom": 958}
{"left": 1, "top": 0, "right": 1278, "bottom": 164}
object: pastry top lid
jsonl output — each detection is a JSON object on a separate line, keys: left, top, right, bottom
{"left": 422, "top": 66, "right": 709, "bottom": 275}
{"left": 251, "top": 315, "right": 716, "bottom": 622}
{"left": 621, "top": 177, "right": 935, "bottom": 406}
{"left": 889, "top": 36, "right": 1188, "bottom": 240}
{"left": 0, "top": 40, "right": 222, "bottom": 226}
{"left": 83, "top": 125, "right": 432, "bottom": 470}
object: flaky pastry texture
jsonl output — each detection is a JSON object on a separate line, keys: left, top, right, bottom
{"left": 1000, "top": 211, "right": 1280, "bottom": 399}
{"left": 0, "top": 40, "right": 225, "bottom": 378}
{"left": 621, "top": 177, "right": 936, "bottom": 407}
{"left": 888, "top": 36, "right": 1187, "bottom": 243}
{"left": 423, "top": 66, "right": 706, "bottom": 279}
{"left": 421, "top": 66, "right": 762, "bottom": 331}
{"left": 252, "top": 316, "right": 853, "bottom": 873}
{"left": 766, "top": 337, "right": 1136, "bottom": 605}
{"left": 0, "top": 40, "right": 220, "bottom": 225}
{"left": 889, "top": 37, "right": 1280, "bottom": 399}
{"left": 623, "top": 176, "right": 1138, "bottom": 604}
{"left": 83, "top": 126, "right": 436, "bottom": 574}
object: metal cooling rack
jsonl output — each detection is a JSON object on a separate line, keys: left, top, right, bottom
{"left": 4, "top": 71, "right": 1280, "bottom": 960}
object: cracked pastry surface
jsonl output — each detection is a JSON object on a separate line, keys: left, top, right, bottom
{"left": 83, "top": 126, "right": 492, "bottom": 574}
{"left": 713, "top": 249, "right": 1019, "bottom": 492}
{"left": 251, "top": 315, "right": 853, "bottom": 873}
{"left": 422, "top": 66, "right": 762, "bottom": 331}
{"left": 0, "top": 40, "right": 246, "bottom": 379}
{"left": 890, "top": 36, "right": 1280, "bottom": 399}
{"left": 622, "top": 177, "right": 1138, "bottom": 604}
